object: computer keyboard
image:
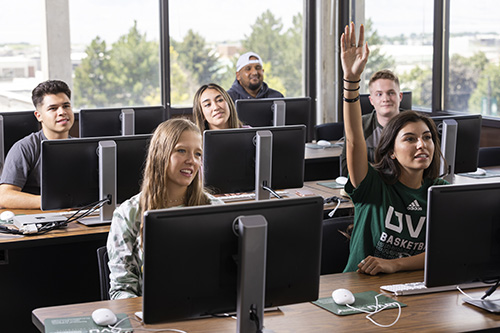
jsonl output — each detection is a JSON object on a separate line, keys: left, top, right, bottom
{"left": 216, "top": 191, "right": 288, "bottom": 202}
{"left": 380, "top": 281, "right": 491, "bottom": 296}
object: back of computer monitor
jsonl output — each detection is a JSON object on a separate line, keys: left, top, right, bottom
{"left": 431, "top": 114, "right": 482, "bottom": 174}
{"left": 203, "top": 125, "right": 306, "bottom": 194}
{"left": 235, "top": 97, "right": 312, "bottom": 141}
{"left": 0, "top": 110, "right": 40, "bottom": 157}
{"left": 425, "top": 182, "right": 500, "bottom": 288}
{"left": 79, "top": 108, "right": 122, "bottom": 137}
{"left": 142, "top": 196, "right": 323, "bottom": 324}
{"left": 79, "top": 106, "right": 166, "bottom": 137}
{"left": 41, "top": 134, "right": 150, "bottom": 210}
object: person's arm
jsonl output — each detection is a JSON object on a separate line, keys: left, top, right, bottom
{"left": 340, "top": 22, "right": 370, "bottom": 188}
{"left": 107, "top": 199, "right": 142, "bottom": 300}
{"left": 0, "top": 184, "right": 40, "bottom": 209}
{"left": 357, "top": 253, "right": 425, "bottom": 276}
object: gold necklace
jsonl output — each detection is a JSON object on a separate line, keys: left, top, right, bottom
{"left": 168, "top": 197, "right": 185, "bottom": 203}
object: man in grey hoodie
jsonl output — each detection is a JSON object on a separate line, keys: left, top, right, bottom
{"left": 227, "top": 51, "right": 284, "bottom": 102}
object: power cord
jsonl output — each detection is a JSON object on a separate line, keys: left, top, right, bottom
{"left": 101, "top": 315, "right": 187, "bottom": 333}
{"left": 346, "top": 293, "right": 401, "bottom": 328}
{"left": 261, "top": 185, "right": 283, "bottom": 199}
{"left": 0, "top": 196, "right": 112, "bottom": 236}
{"left": 249, "top": 304, "right": 263, "bottom": 333}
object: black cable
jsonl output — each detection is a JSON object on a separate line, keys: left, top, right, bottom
{"left": 481, "top": 279, "right": 500, "bottom": 300}
{"left": 249, "top": 304, "right": 263, "bottom": 333}
{"left": 261, "top": 185, "right": 282, "bottom": 199}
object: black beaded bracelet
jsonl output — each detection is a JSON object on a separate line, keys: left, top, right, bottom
{"left": 342, "top": 94, "right": 360, "bottom": 103}
{"left": 343, "top": 86, "right": 360, "bottom": 91}
{"left": 343, "top": 78, "right": 361, "bottom": 83}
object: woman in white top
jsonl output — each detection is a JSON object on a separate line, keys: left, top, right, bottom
{"left": 107, "top": 118, "right": 223, "bottom": 299}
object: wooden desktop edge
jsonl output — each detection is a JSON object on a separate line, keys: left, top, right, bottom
{"left": 32, "top": 269, "right": 500, "bottom": 332}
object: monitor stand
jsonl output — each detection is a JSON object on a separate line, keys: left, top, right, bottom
{"left": 121, "top": 108, "right": 135, "bottom": 135}
{"left": 234, "top": 215, "right": 267, "bottom": 333}
{"left": 464, "top": 299, "right": 500, "bottom": 313}
{"left": 79, "top": 140, "right": 117, "bottom": 226}
{"left": 255, "top": 130, "right": 272, "bottom": 200}
{"left": 272, "top": 101, "right": 286, "bottom": 126}
{"left": 440, "top": 119, "right": 458, "bottom": 183}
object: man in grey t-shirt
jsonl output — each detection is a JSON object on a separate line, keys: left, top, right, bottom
{"left": 0, "top": 80, "right": 74, "bottom": 209}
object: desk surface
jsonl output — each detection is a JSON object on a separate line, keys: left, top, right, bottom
{"left": 32, "top": 270, "right": 500, "bottom": 332}
{"left": 0, "top": 180, "right": 352, "bottom": 245}
{"left": 305, "top": 144, "right": 342, "bottom": 160}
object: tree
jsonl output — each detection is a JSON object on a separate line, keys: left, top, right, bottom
{"left": 363, "top": 18, "right": 395, "bottom": 91}
{"left": 469, "top": 62, "right": 500, "bottom": 116}
{"left": 73, "top": 21, "right": 160, "bottom": 108}
{"left": 175, "top": 29, "right": 222, "bottom": 90}
{"left": 447, "top": 52, "right": 488, "bottom": 112}
{"left": 73, "top": 37, "right": 114, "bottom": 108}
{"left": 400, "top": 65, "right": 432, "bottom": 108}
{"left": 109, "top": 21, "right": 160, "bottom": 106}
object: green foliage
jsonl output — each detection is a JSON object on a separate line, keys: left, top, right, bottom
{"left": 363, "top": 18, "right": 395, "bottom": 91}
{"left": 469, "top": 62, "right": 500, "bottom": 116}
{"left": 73, "top": 21, "right": 160, "bottom": 108}
{"left": 448, "top": 52, "right": 488, "bottom": 112}
{"left": 399, "top": 66, "right": 432, "bottom": 108}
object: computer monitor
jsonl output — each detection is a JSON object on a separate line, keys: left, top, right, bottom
{"left": 360, "top": 91, "right": 412, "bottom": 115}
{"left": 41, "top": 135, "right": 150, "bottom": 222}
{"left": 0, "top": 110, "right": 40, "bottom": 170}
{"left": 425, "top": 182, "right": 500, "bottom": 311}
{"left": 235, "top": 97, "right": 313, "bottom": 141}
{"left": 431, "top": 114, "right": 482, "bottom": 179}
{"left": 79, "top": 106, "right": 166, "bottom": 137}
{"left": 203, "top": 125, "right": 305, "bottom": 195}
{"left": 142, "top": 196, "right": 323, "bottom": 324}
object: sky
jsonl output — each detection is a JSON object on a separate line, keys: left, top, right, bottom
{"left": 1, "top": 1, "right": 500, "bottom": 46}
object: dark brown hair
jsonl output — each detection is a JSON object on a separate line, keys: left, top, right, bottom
{"left": 373, "top": 110, "right": 446, "bottom": 183}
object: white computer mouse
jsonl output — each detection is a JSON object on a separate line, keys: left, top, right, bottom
{"left": 0, "top": 211, "right": 15, "bottom": 222}
{"left": 335, "top": 176, "right": 348, "bottom": 186}
{"left": 332, "top": 288, "right": 355, "bottom": 305}
{"left": 317, "top": 140, "right": 331, "bottom": 147}
{"left": 91, "top": 308, "right": 118, "bottom": 326}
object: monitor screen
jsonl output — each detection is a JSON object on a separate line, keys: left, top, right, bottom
{"left": 235, "top": 97, "right": 313, "bottom": 141}
{"left": 79, "top": 106, "right": 166, "bottom": 137}
{"left": 142, "top": 196, "right": 323, "bottom": 324}
{"left": 0, "top": 110, "right": 40, "bottom": 157}
{"left": 431, "top": 114, "right": 482, "bottom": 174}
{"left": 360, "top": 91, "right": 412, "bottom": 115}
{"left": 425, "top": 182, "right": 500, "bottom": 288}
{"left": 41, "top": 134, "right": 150, "bottom": 210}
{"left": 203, "top": 125, "right": 306, "bottom": 194}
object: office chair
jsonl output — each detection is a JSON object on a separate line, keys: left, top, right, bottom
{"left": 320, "top": 216, "right": 353, "bottom": 275}
{"left": 96, "top": 246, "right": 111, "bottom": 300}
{"left": 314, "top": 122, "right": 344, "bottom": 141}
{"left": 478, "top": 146, "right": 500, "bottom": 168}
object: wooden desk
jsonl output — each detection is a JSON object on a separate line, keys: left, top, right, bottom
{"left": 0, "top": 209, "right": 109, "bottom": 333}
{"left": 32, "top": 270, "right": 500, "bottom": 332}
{"left": 454, "top": 166, "right": 500, "bottom": 185}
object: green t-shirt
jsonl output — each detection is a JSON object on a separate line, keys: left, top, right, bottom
{"left": 343, "top": 165, "right": 448, "bottom": 272}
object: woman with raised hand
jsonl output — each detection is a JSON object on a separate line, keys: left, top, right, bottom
{"left": 107, "top": 118, "right": 223, "bottom": 299}
{"left": 341, "top": 22, "right": 447, "bottom": 275}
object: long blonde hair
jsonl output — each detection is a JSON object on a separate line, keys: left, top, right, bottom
{"left": 192, "top": 83, "right": 243, "bottom": 134}
{"left": 140, "top": 118, "right": 210, "bottom": 235}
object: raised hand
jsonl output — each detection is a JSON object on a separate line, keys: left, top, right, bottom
{"left": 340, "top": 22, "right": 369, "bottom": 81}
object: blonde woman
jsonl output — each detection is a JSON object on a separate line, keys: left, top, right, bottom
{"left": 107, "top": 118, "right": 223, "bottom": 300}
{"left": 192, "top": 83, "right": 244, "bottom": 134}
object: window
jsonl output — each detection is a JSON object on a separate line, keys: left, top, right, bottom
{"left": 0, "top": 0, "right": 43, "bottom": 111}
{"left": 168, "top": 0, "right": 305, "bottom": 107}
{"left": 447, "top": 0, "right": 500, "bottom": 118}
{"left": 363, "top": 0, "right": 434, "bottom": 110}
{"left": 70, "top": 0, "right": 161, "bottom": 109}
